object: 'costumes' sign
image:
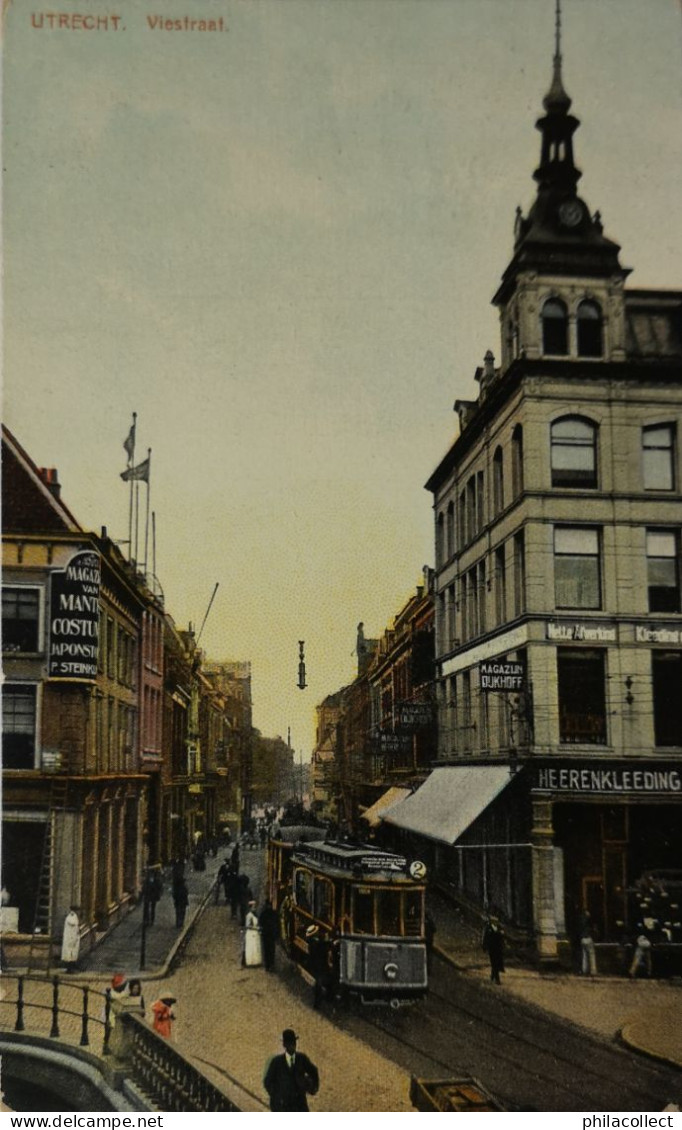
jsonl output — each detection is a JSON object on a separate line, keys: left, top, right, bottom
{"left": 49, "top": 550, "right": 101, "bottom": 679}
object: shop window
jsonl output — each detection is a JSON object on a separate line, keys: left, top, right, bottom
{"left": 2, "top": 684, "right": 38, "bottom": 769}
{"left": 643, "top": 425, "right": 675, "bottom": 491}
{"left": 551, "top": 417, "right": 598, "bottom": 488}
{"left": 554, "top": 527, "right": 601, "bottom": 609}
{"left": 493, "top": 447, "right": 504, "bottom": 515}
{"left": 576, "top": 300, "right": 603, "bottom": 358}
{"left": 652, "top": 652, "right": 682, "bottom": 747}
{"left": 542, "top": 298, "right": 569, "bottom": 356}
{"left": 557, "top": 649, "right": 607, "bottom": 744}
{"left": 647, "top": 531, "right": 680, "bottom": 613}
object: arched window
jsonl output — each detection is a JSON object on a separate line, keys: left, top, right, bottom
{"left": 551, "top": 417, "right": 598, "bottom": 488}
{"left": 577, "top": 300, "right": 603, "bottom": 358}
{"left": 511, "top": 425, "right": 524, "bottom": 497}
{"left": 493, "top": 447, "right": 504, "bottom": 515}
{"left": 542, "top": 298, "right": 569, "bottom": 356}
{"left": 437, "top": 513, "right": 445, "bottom": 566}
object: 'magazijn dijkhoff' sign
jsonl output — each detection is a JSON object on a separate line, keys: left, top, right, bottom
{"left": 535, "top": 765, "right": 682, "bottom": 795}
{"left": 49, "top": 550, "right": 100, "bottom": 679}
{"left": 479, "top": 660, "right": 525, "bottom": 692}
{"left": 397, "top": 701, "right": 434, "bottom": 728}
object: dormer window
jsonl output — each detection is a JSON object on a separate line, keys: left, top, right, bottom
{"left": 577, "top": 300, "right": 603, "bottom": 357}
{"left": 542, "top": 298, "right": 568, "bottom": 356}
{"left": 551, "top": 417, "right": 597, "bottom": 488}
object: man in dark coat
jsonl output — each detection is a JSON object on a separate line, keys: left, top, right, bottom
{"left": 259, "top": 899, "right": 279, "bottom": 972}
{"left": 306, "top": 925, "right": 331, "bottom": 1009}
{"left": 482, "top": 916, "right": 506, "bottom": 984}
{"left": 263, "top": 1029, "right": 319, "bottom": 1112}
{"left": 173, "top": 877, "right": 189, "bottom": 929}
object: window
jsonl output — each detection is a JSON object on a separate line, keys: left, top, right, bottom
{"left": 493, "top": 447, "right": 504, "bottom": 515}
{"left": 436, "top": 513, "right": 445, "bottom": 566}
{"left": 478, "top": 560, "right": 486, "bottom": 635}
{"left": 375, "top": 890, "right": 401, "bottom": 936}
{"left": 2, "top": 587, "right": 40, "bottom": 653}
{"left": 554, "top": 527, "right": 601, "bottom": 609}
{"left": 643, "top": 425, "right": 675, "bottom": 491}
{"left": 511, "top": 426, "right": 524, "bottom": 497}
{"left": 313, "top": 876, "right": 334, "bottom": 924}
{"left": 542, "top": 298, "right": 569, "bottom": 356}
{"left": 458, "top": 490, "right": 466, "bottom": 547}
{"left": 353, "top": 888, "right": 374, "bottom": 934}
{"left": 576, "top": 300, "right": 603, "bottom": 358}
{"left": 513, "top": 530, "right": 526, "bottom": 616}
{"left": 446, "top": 584, "right": 456, "bottom": 650}
{"left": 477, "top": 470, "right": 485, "bottom": 531}
{"left": 647, "top": 531, "right": 680, "bottom": 613}
{"left": 652, "top": 652, "right": 682, "bottom": 746}
{"left": 558, "top": 649, "right": 607, "bottom": 744}
{"left": 446, "top": 502, "right": 455, "bottom": 559}
{"left": 295, "top": 869, "right": 312, "bottom": 911}
{"left": 495, "top": 546, "right": 506, "bottom": 624}
{"left": 3, "top": 684, "right": 38, "bottom": 769}
{"left": 466, "top": 476, "right": 476, "bottom": 542}
{"left": 551, "top": 417, "right": 597, "bottom": 488}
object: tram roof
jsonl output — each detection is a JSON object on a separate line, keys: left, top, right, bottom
{"left": 292, "top": 839, "right": 415, "bottom": 879}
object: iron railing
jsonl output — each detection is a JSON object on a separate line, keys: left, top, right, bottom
{"left": 0, "top": 973, "right": 111, "bottom": 1054}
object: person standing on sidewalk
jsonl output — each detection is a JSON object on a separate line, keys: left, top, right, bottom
{"left": 60, "top": 905, "right": 81, "bottom": 973}
{"left": 242, "top": 900, "right": 263, "bottom": 967}
{"left": 482, "top": 916, "right": 506, "bottom": 985}
{"left": 151, "top": 995, "right": 176, "bottom": 1039}
{"left": 579, "top": 911, "right": 598, "bottom": 976}
{"left": 263, "top": 1029, "right": 319, "bottom": 1112}
{"left": 173, "top": 876, "right": 189, "bottom": 929}
{"left": 259, "top": 899, "right": 279, "bottom": 972}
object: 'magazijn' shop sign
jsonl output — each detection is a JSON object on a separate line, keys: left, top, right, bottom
{"left": 49, "top": 550, "right": 101, "bottom": 680}
{"left": 535, "top": 764, "right": 682, "bottom": 795}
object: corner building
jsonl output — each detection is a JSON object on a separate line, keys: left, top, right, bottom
{"left": 400, "top": 41, "right": 682, "bottom": 963}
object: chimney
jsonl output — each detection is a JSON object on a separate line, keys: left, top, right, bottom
{"left": 39, "top": 467, "right": 61, "bottom": 500}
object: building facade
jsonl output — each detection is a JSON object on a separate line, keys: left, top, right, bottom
{"left": 386, "top": 39, "right": 682, "bottom": 962}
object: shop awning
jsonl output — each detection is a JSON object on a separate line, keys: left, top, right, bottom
{"left": 381, "top": 766, "right": 512, "bottom": 845}
{"left": 360, "top": 787, "right": 411, "bottom": 828}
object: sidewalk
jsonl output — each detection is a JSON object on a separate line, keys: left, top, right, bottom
{"left": 430, "top": 891, "right": 682, "bottom": 1072}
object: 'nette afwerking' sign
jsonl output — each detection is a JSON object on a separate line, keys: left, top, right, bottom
{"left": 479, "top": 660, "right": 525, "bottom": 692}
{"left": 49, "top": 550, "right": 101, "bottom": 679}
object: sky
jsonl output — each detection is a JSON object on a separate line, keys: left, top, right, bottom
{"left": 3, "top": 0, "right": 682, "bottom": 755}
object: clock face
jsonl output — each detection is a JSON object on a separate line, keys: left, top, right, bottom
{"left": 558, "top": 200, "right": 583, "bottom": 228}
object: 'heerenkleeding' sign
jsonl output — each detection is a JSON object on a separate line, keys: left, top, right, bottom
{"left": 49, "top": 550, "right": 101, "bottom": 680}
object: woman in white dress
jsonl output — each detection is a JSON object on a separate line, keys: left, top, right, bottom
{"left": 242, "top": 899, "right": 263, "bottom": 967}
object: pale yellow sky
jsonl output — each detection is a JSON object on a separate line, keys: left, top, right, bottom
{"left": 4, "top": 0, "right": 682, "bottom": 752}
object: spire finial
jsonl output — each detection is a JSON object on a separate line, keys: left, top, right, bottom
{"left": 544, "top": 0, "right": 571, "bottom": 113}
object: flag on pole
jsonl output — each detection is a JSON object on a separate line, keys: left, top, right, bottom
{"left": 123, "top": 421, "right": 136, "bottom": 460}
{"left": 120, "top": 457, "right": 150, "bottom": 483}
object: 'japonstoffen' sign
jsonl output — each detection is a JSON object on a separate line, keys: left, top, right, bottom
{"left": 49, "top": 550, "right": 100, "bottom": 679}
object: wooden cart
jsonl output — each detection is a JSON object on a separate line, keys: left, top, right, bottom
{"left": 410, "top": 1075, "right": 507, "bottom": 1112}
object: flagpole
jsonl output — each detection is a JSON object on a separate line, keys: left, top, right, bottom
{"left": 143, "top": 449, "right": 152, "bottom": 577}
{"left": 152, "top": 511, "right": 157, "bottom": 585}
{"left": 128, "top": 412, "right": 136, "bottom": 563}
{"left": 134, "top": 481, "right": 140, "bottom": 565}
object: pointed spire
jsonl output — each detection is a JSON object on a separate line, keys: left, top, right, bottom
{"left": 543, "top": 0, "right": 571, "bottom": 113}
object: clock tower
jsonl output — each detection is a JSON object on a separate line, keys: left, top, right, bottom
{"left": 494, "top": 0, "right": 629, "bottom": 369}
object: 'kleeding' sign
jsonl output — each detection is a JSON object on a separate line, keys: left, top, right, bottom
{"left": 479, "top": 661, "right": 524, "bottom": 692}
{"left": 49, "top": 550, "right": 101, "bottom": 680}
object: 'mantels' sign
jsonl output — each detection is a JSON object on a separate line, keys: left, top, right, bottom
{"left": 49, "top": 550, "right": 101, "bottom": 680}
{"left": 479, "top": 660, "right": 524, "bottom": 692}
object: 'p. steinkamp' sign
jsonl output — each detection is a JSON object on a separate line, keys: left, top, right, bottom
{"left": 479, "top": 660, "right": 525, "bottom": 692}
{"left": 49, "top": 550, "right": 101, "bottom": 680}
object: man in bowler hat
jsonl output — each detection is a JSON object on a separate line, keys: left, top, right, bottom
{"left": 263, "top": 1029, "right": 319, "bottom": 1112}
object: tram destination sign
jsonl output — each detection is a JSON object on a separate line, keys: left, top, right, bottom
{"left": 479, "top": 660, "right": 525, "bottom": 692}
{"left": 49, "top": 550, "right": 101, "bottom": 680}
{"left": 360, "top": 853, "right": 408, "bottom": 872}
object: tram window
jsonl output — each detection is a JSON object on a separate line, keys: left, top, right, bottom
{"left": 403, "top": 891, "right": 422, "bottom": 936}
{"left": 313, "top": 877, "right": 333, "bottom": 924}
{"left": 353, "top": 888, "right": 374, "bottom": 934}
{"left": 295, "top": 870, "right": 312, "bottom": 911}
{"left": 376, "top": 890, "right": 401, "bottom": 937}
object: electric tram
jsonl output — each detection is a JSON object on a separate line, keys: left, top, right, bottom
{"left": 267, "top": 831, "right": 428, "bottom": 1005}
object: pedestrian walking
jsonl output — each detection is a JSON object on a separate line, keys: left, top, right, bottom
{"left": 259, "top": 899, "right": 279, "bottom": 972}
{"left": 482, "top": 915, "right": 506, "bottom": 985}
{"left": 238, "top": 873, "right": 253, "bottom": 926}
{"left": 151, "top": 995, "right": 176, "bottom": 1039}
{"left": 263, "top": 1028, "right": 319, "bottom": 1112}
{"left": 143, "top": 865, "right": 163, "bottom": 926}
{"left": 60, "top": 905, "right": 81, "bottom": 973}
{"left": 227, "top": 869, "right": 240, "bottom": 919}
{"left": 242, "top": 900, "right": 263, "bottom": 967}
{"left": 306, "top": 925, "right": 332, "bottom": 1008}
{"left": 230, "top": 843, "right": 240, "bottom": 875}
{"left": 173, "top": 877, "right": 189, "bottom": 929}
{"left": 579, "top": 911, "right": 598, "bottom": 976}
{"left": 215, "top": 857, "right": 231, "bottom": 905}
